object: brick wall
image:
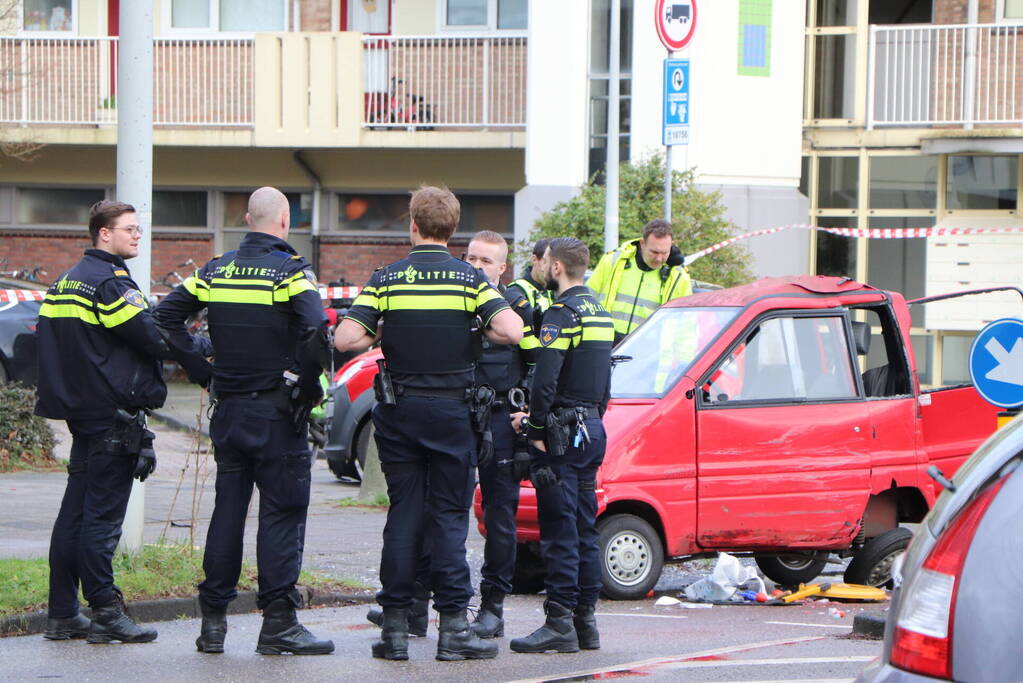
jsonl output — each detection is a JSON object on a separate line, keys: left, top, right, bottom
{"left": 934, "top": 0, "right": 998, "bottom": 23}
{"left": 299, "top": 0, "right": 334, "bottom": 31}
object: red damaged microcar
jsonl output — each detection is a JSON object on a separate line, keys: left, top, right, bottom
{"left": 486, "top": 276, "right": 1008, "bottom": 599}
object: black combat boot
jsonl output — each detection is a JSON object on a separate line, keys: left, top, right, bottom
{"left": 371, "top": 607, "right": 409, "bottom": 660}
{"left": 366, "top": 594, "right": 429, "bottom": 637}
{"left": 43, "top": 613, "right": 91, "bottom": 640}
{"left": 509, "top": 600, "right": 579, "bottom": 654}
{"left": 86, "top": 602, "right": 158, "bottom": 644}
{"left": 573, "top": 604, "right": 600, "bottom": 650}
{"left": 255, "top": 597, "right": 334, "bottom": 655}
{"left": 469, "top": 585, "right": 505, "bottom": 638}
{"left": 195, "top": 597, "right": 228, "bottom": 653}
{"left": 436, "top": 609, "right": 499, "bottom": 661}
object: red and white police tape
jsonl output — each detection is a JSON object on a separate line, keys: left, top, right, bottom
{"left": 0, "top": 285, "right": 363, "bottom": 303}
{"left": 683, "top": 223, "right": 1023, "bottom": 266}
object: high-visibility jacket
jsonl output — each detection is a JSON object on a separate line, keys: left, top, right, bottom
{"left": 586, "top": 239, "right": 692, "bottom": 341}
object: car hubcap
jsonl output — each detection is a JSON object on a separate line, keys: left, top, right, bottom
{"left": 605, "top": 531, "right": 651, "bottom": 586}
{"left": 867, "top": 550, "right": 903, "bottom": 587}
{"left": 777, "top": 554, "right": 818, "bottom": 570}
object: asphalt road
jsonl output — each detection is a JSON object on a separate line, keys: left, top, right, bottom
{"left": 0, "top": 596, "right": 881, "bottom": 682}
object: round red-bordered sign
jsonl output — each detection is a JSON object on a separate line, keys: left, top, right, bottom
{"left": 655, "top": 0, "right": 697, "bottom": 52}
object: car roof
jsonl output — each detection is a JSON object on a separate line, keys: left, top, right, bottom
{"left": 0, "top": 277, "right": 47, "bottom": 291}
{"left": 664, "top": 275, "right": 888, "bottom": 309}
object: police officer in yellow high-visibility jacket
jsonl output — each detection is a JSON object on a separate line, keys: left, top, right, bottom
{"left": 586, "top": 219, "right": 692, "bottom": 345}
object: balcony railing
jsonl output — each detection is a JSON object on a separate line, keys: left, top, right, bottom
{"left": 362, "top": 34, "right": 527, "bottom": 129}
{"left": 868, "top": 23, "right": 1022, "bottom": 128}
{"left": 0, "top": 37, "right": 254, "bottom": 127}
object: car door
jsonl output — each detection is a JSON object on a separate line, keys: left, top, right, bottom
{"left": 695, "top": 311, "right": 871, "bottom": 549}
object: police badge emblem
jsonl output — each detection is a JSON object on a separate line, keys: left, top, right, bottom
{"left": 540, "top": 323, "right": 560, "bottom": 346}
{"left": 123, "top": 289, "right": 147, "bottom": 309}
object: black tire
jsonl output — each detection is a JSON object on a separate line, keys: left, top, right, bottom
{"left": 755, "top": 552, "right": 829, "bottom": 586}
{"left": 598, "top": 514, "right": 664, "bottom": 600}
{"left": 511, "top": 543, "right": 546, "bottom": 594}
{"left": 327, "top": 456, "right": 348, "bottom": 480}
{"left": 351, "top": 419, "right": 371, "bottom": 481}
{"left": 844, "top": 527, "right": 912, "bottom": 588}
{"left": 0, "top": 357, "right": 8, "bottom": 383}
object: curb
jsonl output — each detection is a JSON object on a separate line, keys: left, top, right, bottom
{"left": 0, "top": 588, "right": 375, "bottom": 638}
{"left": 151, "top": 410, "right": 209, "bottom": 437}
{"left": 851, "top": 611, "right": 887, "bottom": 639}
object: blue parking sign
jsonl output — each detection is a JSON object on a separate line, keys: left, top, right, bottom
{"left": 663, "top": 58, "right": 689, "bottom": 146}
{"left": 969, "top": 318, "right": 1023, "bottom": 409}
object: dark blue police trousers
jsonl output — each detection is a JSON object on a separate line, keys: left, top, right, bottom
{"left": 534, "top": 417, "right": 606, "bottom": 610}
{"left": 477, "top": 406, "right": 520, "bottom": 596}
{"left": 199, "top": 396, "right": 312, "bottom": 610}
{"left": 48, "top": 417, "right": 132, "bottom": 617}
{"left": 372, "top": 395, "right": 476, "bottom": 613}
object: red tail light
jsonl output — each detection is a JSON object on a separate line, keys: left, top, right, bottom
{"left": 890, "top": 477, "right": 1006, "bottom": 679}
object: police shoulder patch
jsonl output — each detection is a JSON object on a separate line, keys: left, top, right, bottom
{"left": 539, "top": 323, "right": 560, "bottom": 347}
{"left": 123, "top": 288, "right": 147, "bottom": 309}
{"left": 112, "top": 268, "right": 130, "bottom": 277}
{"left": 302, "top": 267, "right": 317, "bottom": 285}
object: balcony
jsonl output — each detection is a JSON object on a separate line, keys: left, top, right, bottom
{"left": 0, "top": 33, "right": 526, "bottom": 149}
{"left": 868, "top": 23, "right": 1023, "bottom": 128}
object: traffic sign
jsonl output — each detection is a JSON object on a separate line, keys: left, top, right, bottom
{"left": 969, "top": 317, "right": 1023, "bottom": 409}
{"left": 655, "top": 0, "right": 697, "bottom": 52}
{"left": 663, "top": 58, "right": 689, "bottom": 146}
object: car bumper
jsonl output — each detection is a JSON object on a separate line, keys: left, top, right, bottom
{"left": 856, "top": 658, "right": 946, "bottom": 683}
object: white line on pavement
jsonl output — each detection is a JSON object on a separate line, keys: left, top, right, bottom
{"left": 659, "top": 656, "right": 876, "bottom": 670}
{"left": 595, "top": 612, "right": 687, "bottom": 619}
{"left": 695, "top": 679, "right": 853, "bottom": 683}
{"left": 766, "top": 620, "right": 853, "bottom": 629}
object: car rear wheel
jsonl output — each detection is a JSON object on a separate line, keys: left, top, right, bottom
{"left": 352, "top": 419, "right": 371, "bottom": 480}
{"left": 511, "top": 543, "right": 545, "bottom": 594}
{"left": 755, "top": 552, "right": 829, "bottom": 586}
{"left": 598, "top": 514, "right": 664, "bottom": 600}
{"left": 844, "top": 527, "right": 912, "bottom": 588}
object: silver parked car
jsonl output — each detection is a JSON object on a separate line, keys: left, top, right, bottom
{"left": 857, "top": 413, "right": 1023, "bottom": 682}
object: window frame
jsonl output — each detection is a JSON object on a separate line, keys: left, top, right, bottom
{"left": 19, "top": 0, "right": 78, "bottom": 37}
{"left": 160, "top": 0, "right": 290, "bottom": 37}
{"left": 697, "top": 309, "right": 865, "bottom": 410}
{"left": 437, "top": 0, "right": 528, "bottom": 33}
{"left": 996, "top": 0, "right": 1023, "bottom": 24}
{"left": 334, "top": 190, "right": 514, "bottom": 237}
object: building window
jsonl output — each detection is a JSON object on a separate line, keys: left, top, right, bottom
{"left": 167, "top": 0, "right": 286, "bottom": 33}
{"left": 15, "top": 187, "right": 104, "bottom": 225}
{"left": 22, "top": 0, "right": 76, "bottom": 33}
{"left": 867, "top": 217, "right": 931, "bottom": 327}
{"left": 589, "top": 0, "right": 632, "bottom": 181}
{"left": 738, "top": 0, "right": 771, "bottom": 76}
{"left": 817, "top": 156, "right": 858, "bottom": 209}
{"left": 338, "top": 193, "right": 512, "bottom": 235}
{"left": 444, "top": 0, "right": 528, "bottom": 30}
{"left": 946, "top": 155, "right": 1018, "bottom": 211}
{"left": 869, "top": 156, "right": 937, "bottom": 209}
{"left": 1000, "top": 0, "right": 1023, "bottom": 21}
{"left": 153, "top": 191, "right": 208, "bottom": 228}
{"left": 814, "top": 218, "right": 857, "bottom": 279}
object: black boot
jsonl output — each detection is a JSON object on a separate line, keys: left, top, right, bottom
{"left": 44, "top": 613, "right": 91, "bottom": 640}
{"left": 470, "top": 585, "right": 505, "bottom": 638}
{"left": 509, "top": 600, "right": 579, "bottom": 654}
{"left": 255, "top": 598, "right": 334, "bottom": 655}
{"left": 366, "top": 594, "right": 429, "bottom": 637}
{"left": 86, "top": 602, "right": 158, "bottom": 644}
{"left": 371, "top": 607, "right": 409, "bottom": 660}
{"left": 195, "top": 597, "right": 227, "bottom": 653}
{"left": 436, "top": 610, "right": 499, "bottom": 661}
{"left": 573, "top": 604, "right": 600, "bottom": 650}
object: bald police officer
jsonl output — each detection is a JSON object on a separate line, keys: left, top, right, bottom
{"left": 335, "top": 186, "right": 522, "bottom": 661}
{"left": 155, "top": 187, "right": 334, "bottom": 656}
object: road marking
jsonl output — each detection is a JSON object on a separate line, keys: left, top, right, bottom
{"left": 658, "top": 656, "right": 876, "bottom": 670}
{"left": 506, "top": 636, "right": 828, "bottom": 683}
{"left": 767, "top": 620, "right": 852, "bottom": 629}
{"left": 699, "top": 680, "right": 853, "bottom": 683}
{"left": 595, "top": 612, "right": 687, "bottom": 619}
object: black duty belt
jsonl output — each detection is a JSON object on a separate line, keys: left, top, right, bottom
{"left": 555, "top": 405, "right": 601, "bottom": 420}
{"left": 396, "top": 385, "right": 471, "bottom": 401}
{"left": 216, "top": 387, "right": 287, "bottom": 401}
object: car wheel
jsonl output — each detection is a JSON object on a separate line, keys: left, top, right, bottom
{"left": 0, "top": 357, "right": 8, "bottom": 383}
{"left": 755, "top": 552, "right": 829, "bottom": 586}
{"left": 844, "top": 527, "right": 912, "bottom": 588}
{"left": 351, "top": 419, "right": 371, "bottom": 481}
{"left": 511, "top": 543, "right": 545, "bottom": 594}
{"left": 598, "top": 514, "right": 664, "bottom": 600}
{"left": 327, "top": 455, "right": 348, "bottom": 480}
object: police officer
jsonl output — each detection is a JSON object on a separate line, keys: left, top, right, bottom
{"left": 334, "top": 186, "right": 522, "bottom": 661}
{"left": 587, "top": 219, "right": 692, "bottom": 344}
{"left": 505, "top": 238, "right": 552, "bottom": 330}
{"left": 36, "top": 200, "right": 180, "bottom": 644}
{"left": 510, "top": 237, "right": 614, "bottom": 654}
{"left": 463, "top": 230, "right": 538, "bottom": 639}
{"left": 154, "top": 187, "right": 334, "bottom": 656}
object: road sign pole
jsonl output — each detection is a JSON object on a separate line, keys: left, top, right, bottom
{"left": 663, "top": 140, "right": 672, "bottom": 221}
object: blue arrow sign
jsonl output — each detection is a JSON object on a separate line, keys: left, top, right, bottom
{"left": 969, "top": 317, "right": 1023, "bottom": 409}
{"left": 663, "top": 58, "right": 689, "bottom": 146}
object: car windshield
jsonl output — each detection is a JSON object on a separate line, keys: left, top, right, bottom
{"left": 611, "top": 307, "right": 740, "bottom": 399}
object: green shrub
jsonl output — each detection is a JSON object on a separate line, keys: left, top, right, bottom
{"left": 524, "top": 154, "right": 754, "bottom": 288}
{"left": 0, "top": 383, "right": 57, "bottom": 472}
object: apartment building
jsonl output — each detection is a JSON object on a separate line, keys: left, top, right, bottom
{"left": 0, "top": 0, "right": 806, "bottom": 293}
{"left": 804, "top": 0, "right": 1023, "bottom": 386}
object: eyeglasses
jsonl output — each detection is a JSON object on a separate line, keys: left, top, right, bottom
{"left": 107, "top": 224, "right": 144, "bottom": 236}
